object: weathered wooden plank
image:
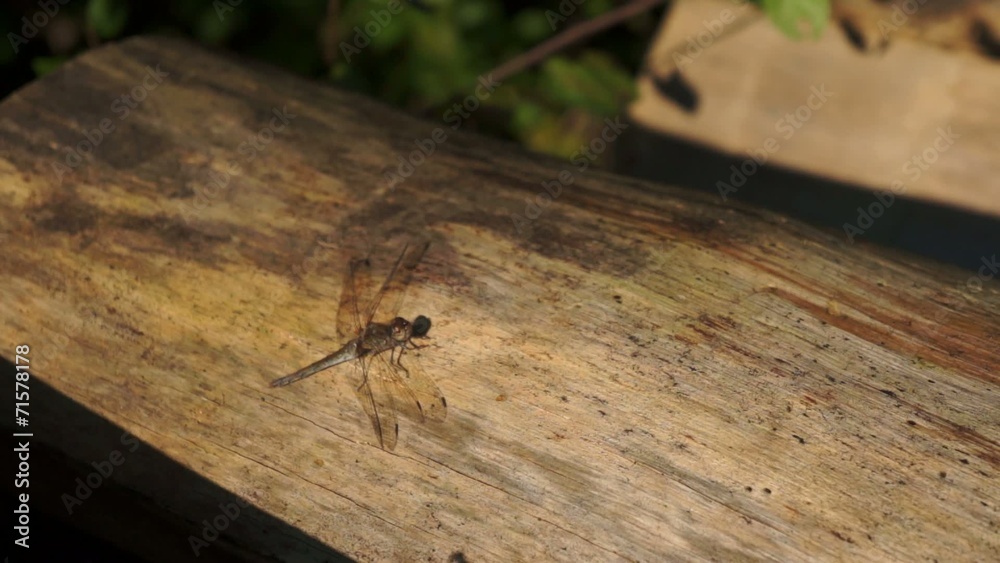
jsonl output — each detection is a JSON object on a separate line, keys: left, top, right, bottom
{"left": 0, "top": 36, "right": 997, "bottom": 562}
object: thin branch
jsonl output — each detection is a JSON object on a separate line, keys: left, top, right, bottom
{"left": 485, "top": 0, "right": 668, "bottom": 83}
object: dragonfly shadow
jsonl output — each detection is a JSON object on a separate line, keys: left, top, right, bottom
{"left": 423, "top": 405, "right": 602, "bottom": 516}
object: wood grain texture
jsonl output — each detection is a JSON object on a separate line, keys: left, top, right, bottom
{"left": 631, "top": 0, "right": 1000, "bottom": 218}
{"left": 1, "top": 36, "right": 998, "bottom": 562}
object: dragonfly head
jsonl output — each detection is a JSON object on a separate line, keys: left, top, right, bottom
{"left": 390, "top": 315, "right": 431, "bottom": 342}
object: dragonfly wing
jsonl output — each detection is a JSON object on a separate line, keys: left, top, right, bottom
{"left": 354, "top": 354, "right": 399, "bottom": 451}
{"left": 364, "top": 241, "right": 430, "bottom": 325}
{"left": 397, "top": 346, "right": 448, "bottom": 422}
{"left": 372, "top": 346, "right": 447, "bottom": 423}
{"left": 336, "top": 255, "right": 373, "bottom": 342}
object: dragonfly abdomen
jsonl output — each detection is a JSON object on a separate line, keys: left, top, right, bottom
{"left": 269, "top": 341, "right": 358, "bottom": 387}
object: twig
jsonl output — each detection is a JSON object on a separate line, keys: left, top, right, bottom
{"left": 486, "top": 0, "right": 667, "bottom": 83}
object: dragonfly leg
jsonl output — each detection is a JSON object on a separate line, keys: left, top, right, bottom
{"left": 406, "top": 328, "right": 432, "bottom": 349}
{"left": 394, "top": 346, "right": 413, "bottom": 378}
{"left": 356, "top": 360, "right": 370, "bottom": 392}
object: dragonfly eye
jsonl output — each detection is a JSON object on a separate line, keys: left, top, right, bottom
{"left": 411, "top": 315, "right": 431, "bottom": 338}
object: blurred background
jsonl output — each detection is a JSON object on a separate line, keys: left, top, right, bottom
{"left": 2, "top": 0, "right": 998, "bottom": 272}
{"left": 0, "top": 0, "right": 662, "bottom": 162}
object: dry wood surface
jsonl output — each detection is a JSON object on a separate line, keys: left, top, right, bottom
{"left": 0, "top": 36, "right": 998, "bottom": 562}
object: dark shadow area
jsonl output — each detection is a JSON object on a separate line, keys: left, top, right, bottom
{"left": 972, "top": 20, "right": 1000, "bottom": 60}
{"left": 653, "top": 71, "right": 700, "bottom": 114}
{"left": 6, "top": 488, "right": 143, "bottom": 562}
{"left": 3, "top": 357, "right": 352, "bottom": 563}
{"left": 619, "top": 125, "right": 1000, "bottom": 272}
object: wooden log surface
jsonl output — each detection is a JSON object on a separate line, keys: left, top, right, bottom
{"left": 1, "top": 36, "right": 998, "bottom": 562}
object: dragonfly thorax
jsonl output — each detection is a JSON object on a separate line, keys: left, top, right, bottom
{"left": 389, "top": 317, "right": 412, "bottom": 342}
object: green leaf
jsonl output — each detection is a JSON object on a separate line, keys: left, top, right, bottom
{"left": 87, "top": 0, "right": 130, "bottom": 40}
{"left": 511, "top": 9, "right": 551, "bottom": 44}
{"left": 540, "top": 52, "right": 635, "bottom": 116}
{"left": 582, "top": 0, "right": 615, "bottom": 20}
{"left": 0, "top": 35, "right": 14, "bottom": 66}
{"left": 511, "top": 101, "right": 544, "bottom": 136}
{"left": 578, "top": 51, "right": 636, "bottom": 106}
{"left": 760, "top": 0, "right": 830, "bottom": 40}
{"left": 194, "top": 5, "right": 244, "bottom": 45}
{"left": 540, "top": 57, "right": 597, "bottom": 110}
{"left": 31, "top": 56, "right": 67, "bottom": 77}
{"left": 452, "top": 0, "right": 497, "bottom": 30}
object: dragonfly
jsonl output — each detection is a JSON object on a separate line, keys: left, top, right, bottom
{"left": 270, "top": 241, "right": 447, "bottom": 451}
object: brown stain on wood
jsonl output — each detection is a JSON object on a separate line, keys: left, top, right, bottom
{"left": 767, "top": 286, "right": 998, "bottom": 386}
